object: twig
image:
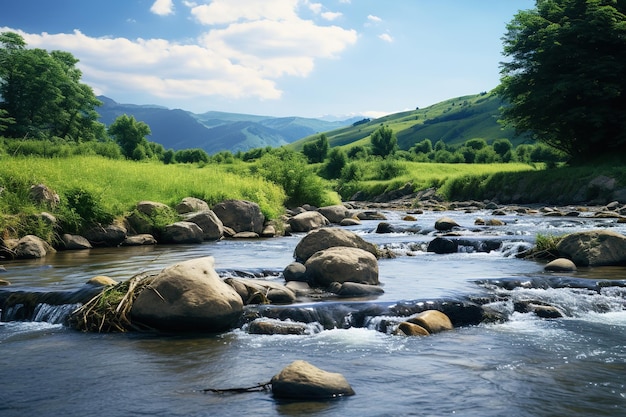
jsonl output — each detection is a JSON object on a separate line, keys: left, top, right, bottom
{"left": 203, "top": 382, "right": 271, "bottom": 394}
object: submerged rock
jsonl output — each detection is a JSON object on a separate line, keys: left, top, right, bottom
{"left": 544, "top": 258, "right": 577, "bottom": 272}
{"left": 271, "top": 360, "right": 355, "bottom": 400}
{"left": 248, "top": 318, "right": 310, "bottom": 335}
{"left": 406, "top": 310, "right": 453, "bottom": 334}
{"left": 395, "top": 321, "right": 430, "bottom": 336}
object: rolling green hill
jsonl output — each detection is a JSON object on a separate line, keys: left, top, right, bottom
{"left": 290, "top": 92, "right": 528, "bottom": 151}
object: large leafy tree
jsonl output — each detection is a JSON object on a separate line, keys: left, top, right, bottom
{"left": 0, "top": 31, "right": 104, "bottom": 140}
{"left": 497, "top": 0, "right": 626, "bottom": 162}
{"left": 107, "top": 114, "right": 151, "bottom": 160}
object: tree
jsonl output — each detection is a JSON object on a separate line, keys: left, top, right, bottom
{"left": 322, "top": 148, "right": 347, "bottom": 179}
{"left": 492, "top": 138, "right": 513, "bottom": 158}
{"left": 0, "top": 32, "right": 104, "bottom": 141}
{"left": 411, "top": 138, "right": 433, "bottom": 154}
{"left": 302, "top": 134, "right": 329, "bottom": 163}
{"left": 370, "top": 125, "right": 398, "bottom": 157}
{"left": 497, "top": 0, "right": 626, "bottom": 162}
{"left": 107, "top": 114, "right": 151, "bottom": 160}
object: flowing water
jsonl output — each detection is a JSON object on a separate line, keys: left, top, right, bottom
{"left": 1, "top": 209, "right": 625, "bottom": 417}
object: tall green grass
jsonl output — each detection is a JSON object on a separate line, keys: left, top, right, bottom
{"left": 0, "top": 156, "right": 286, "bottom": 227}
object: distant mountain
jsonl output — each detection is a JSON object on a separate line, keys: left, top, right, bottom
{"left": 290, "top": 92, "right": 529, "bottom": 151}
{"left": 96, "top": 96, "right": 361, "bottom": 154}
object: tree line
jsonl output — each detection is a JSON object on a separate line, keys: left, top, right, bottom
{"left": 3, "top": 0, "right": 626, "bottom": 166}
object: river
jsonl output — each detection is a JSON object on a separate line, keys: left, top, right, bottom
{"left": 1, "top": 208, "right": 625, "bottom": 416}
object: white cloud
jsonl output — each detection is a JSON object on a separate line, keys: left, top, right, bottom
{"left": 367, "top": 15, "right": 382, "bottom": 23}
{"left": 190, "top": 0, "right": 300, "bottom": 25}
{"left": 379, "top": 33, "right": 393, "bottom": 43}
{"left": 0, "top": 0, "right": 357, "bottom": 106}
{"left": 321, "top": 11, "right": 342, "bottom": 21}
{"left": 150, "top": 0, "right": 175, "bottom": 16}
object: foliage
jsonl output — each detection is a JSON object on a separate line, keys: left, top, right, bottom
{"left": 302, "top": 134, "right": 329, "bottom": 163}
{"left": 321, "top": 147, "right": 347, "bottom": 179}
{"left": 0, "top": 32, "right": 105, "bottom": 142}
{"left": 255, "top": 148, "right": 338, "bottom": 208}
{"left": 370, "top": 125, "right": 398, "bottom": 157}
{"left": 497, "top": 0, "right": 626, "bottom": 161}
{"left": 107, "top": 114, "right": 152, "bottom": 160}
{"left": 59, "top": 187, "right": 115, "bottom": 233}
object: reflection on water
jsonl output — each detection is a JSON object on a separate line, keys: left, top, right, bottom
{"left": 1, "top": 210, "right": 626, "bottom": 416}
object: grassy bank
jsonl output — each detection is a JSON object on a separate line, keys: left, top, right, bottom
{"left": 337, "top": 160, "right": 538, "bottom": 200}
{"left": 0, "top": 156, "right": 286, "bottom": 240}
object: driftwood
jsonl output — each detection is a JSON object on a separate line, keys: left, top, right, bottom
{"left": 203, "top": 382, "right": 271, "bottom": 394}
{"left": 68, "top": 272, "right": 157, "bottom": 332}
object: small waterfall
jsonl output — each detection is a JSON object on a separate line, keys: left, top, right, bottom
{"left": 32, "top": 303, "right": 82, "bottom": 324}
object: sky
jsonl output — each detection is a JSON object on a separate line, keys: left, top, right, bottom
{"left": 1, "top": 0, "right": 535, "bottom": 119}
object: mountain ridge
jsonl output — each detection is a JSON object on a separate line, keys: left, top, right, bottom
{"left": 96, "top": 96, "right": 362, "bottom": 154}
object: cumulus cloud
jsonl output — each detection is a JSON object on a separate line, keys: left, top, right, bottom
{"left": 379, "top": 33, "right": 393, "bottom": 43}
{"left": 0, "top": 0, "right": 357, "bottom": 106}
{"left": 150, "top": 0, "right": 175, "bottom": 16}
{"left": 367, "top": 15, "right": 382, "bottom": 24}
{"left": 321, "top": 11, "right": 342, "bottom": 21}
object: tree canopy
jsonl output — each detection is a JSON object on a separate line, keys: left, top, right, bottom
{"left": 497, "top": 0, "right": 626, "bottom": 162}
{"left": 370, "top": 125, "right": 398, "bottom": 157}
{"left": 0, "top": 32, "right": 104, "bottom": 141}
{"left": 107, "top": 114, "right": 152, "bottom": 160}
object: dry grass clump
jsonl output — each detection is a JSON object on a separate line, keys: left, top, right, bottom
{"left": 69, "top": 272, "right": 157, "bottom": 332}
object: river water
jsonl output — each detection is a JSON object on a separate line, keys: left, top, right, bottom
{"left": 1, "top": 208, "right": 625, "bottom": 416}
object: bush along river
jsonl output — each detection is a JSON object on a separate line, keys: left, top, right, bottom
{"left": 1, "top": 205, "right": 625, "bottom": 416}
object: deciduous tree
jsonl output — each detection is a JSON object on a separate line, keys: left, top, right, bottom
{"left": 497, "top": 0, "right": 626, "bottom": 161}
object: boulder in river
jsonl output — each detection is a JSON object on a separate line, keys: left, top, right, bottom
{"left": 288, "top": 211, "right": 330, "bottom": 233}
{"left": 317, "top": 205, "right": 350, "bottom": 224}
{"left": 130, "top": 256, "right": 244, "bottom": 332}
{"left": 304, "top": 246, "right": 379, "bottom": 287}
{"left": 435, "top": 216, "right": 460, "bottom": 231}
{"left": 224, "top": 277, "right": 296, "bottom": 305}
{"left": 212, "top": 199, "right": 264, "bottom": 234}
{"left": 427, "top": 237, "right": 458, "bottom": 254}
{"left": 556, "top": 229, "right": 626, "bottom": 266}
{"left": 406, "top": 310, "right": 453, "bottom": 334}
{"left": 294, "top": 227, "right": 379, "bottom": 263}
{"left": 544, "top": 258, "right": 577, "bottom": 272}
{"left": 271, "top": 360, "right": 355, "bottom": 400}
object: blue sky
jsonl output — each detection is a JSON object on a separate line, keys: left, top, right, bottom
{"left": 1, "top": 0, "right": 535, "bottom": 118}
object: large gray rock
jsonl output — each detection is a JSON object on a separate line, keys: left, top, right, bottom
{"left": 84, "top": 224, "right": 127, "bottom": 247}
{"left": 556, "top": 230, "right": 626, "bottom": 266}
{"left": 136, "top": 200, "right": 170, "bottom": 216}
{"left": 183, "top": 210, "right": 224, "bottom": 241}
{"left": 294, "top": 228, "right": 379, "bottom": 263}
{"left": 14, "top": 235, "right": 56, "bottom": 259}
{"left": 317, "top": 205, "right": 350, "bottom": 224}
{"left": 427, "top": 237, "right": 458, "bottom": 254}
{"left": 212, "top": 199, "right": 265, "bottom": 234}
{"left": 29, "top": 184, "right": 59, "bottom": 208}
{"left": 175, "top": 197, "right": 209, "bottom": 214}
{"left": 288, "top": 211, "right": 330, "bottom": 233}
{"left": 224, "top": 277, "right": 296, "bottom": 305}
{"left": 61, "top": 234, "right": 92, "bottom": 250}
{"left": 161, "top": 221, "right": 204, "bottom": 244}
{"left": 328, "top": 281, "right": 384, "bottom": 298}
{"left": 271, "top": 360, "right": 355, "bottom": 400}
{"left": 304, "top": 246, "right": 379, "bottom": 287}
{"left": 130, "top": 256, "right": 243, "bottom": 332}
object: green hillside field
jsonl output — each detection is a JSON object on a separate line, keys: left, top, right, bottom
{"left": 290, "top": 92, "right": 528, "bottom": 152}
